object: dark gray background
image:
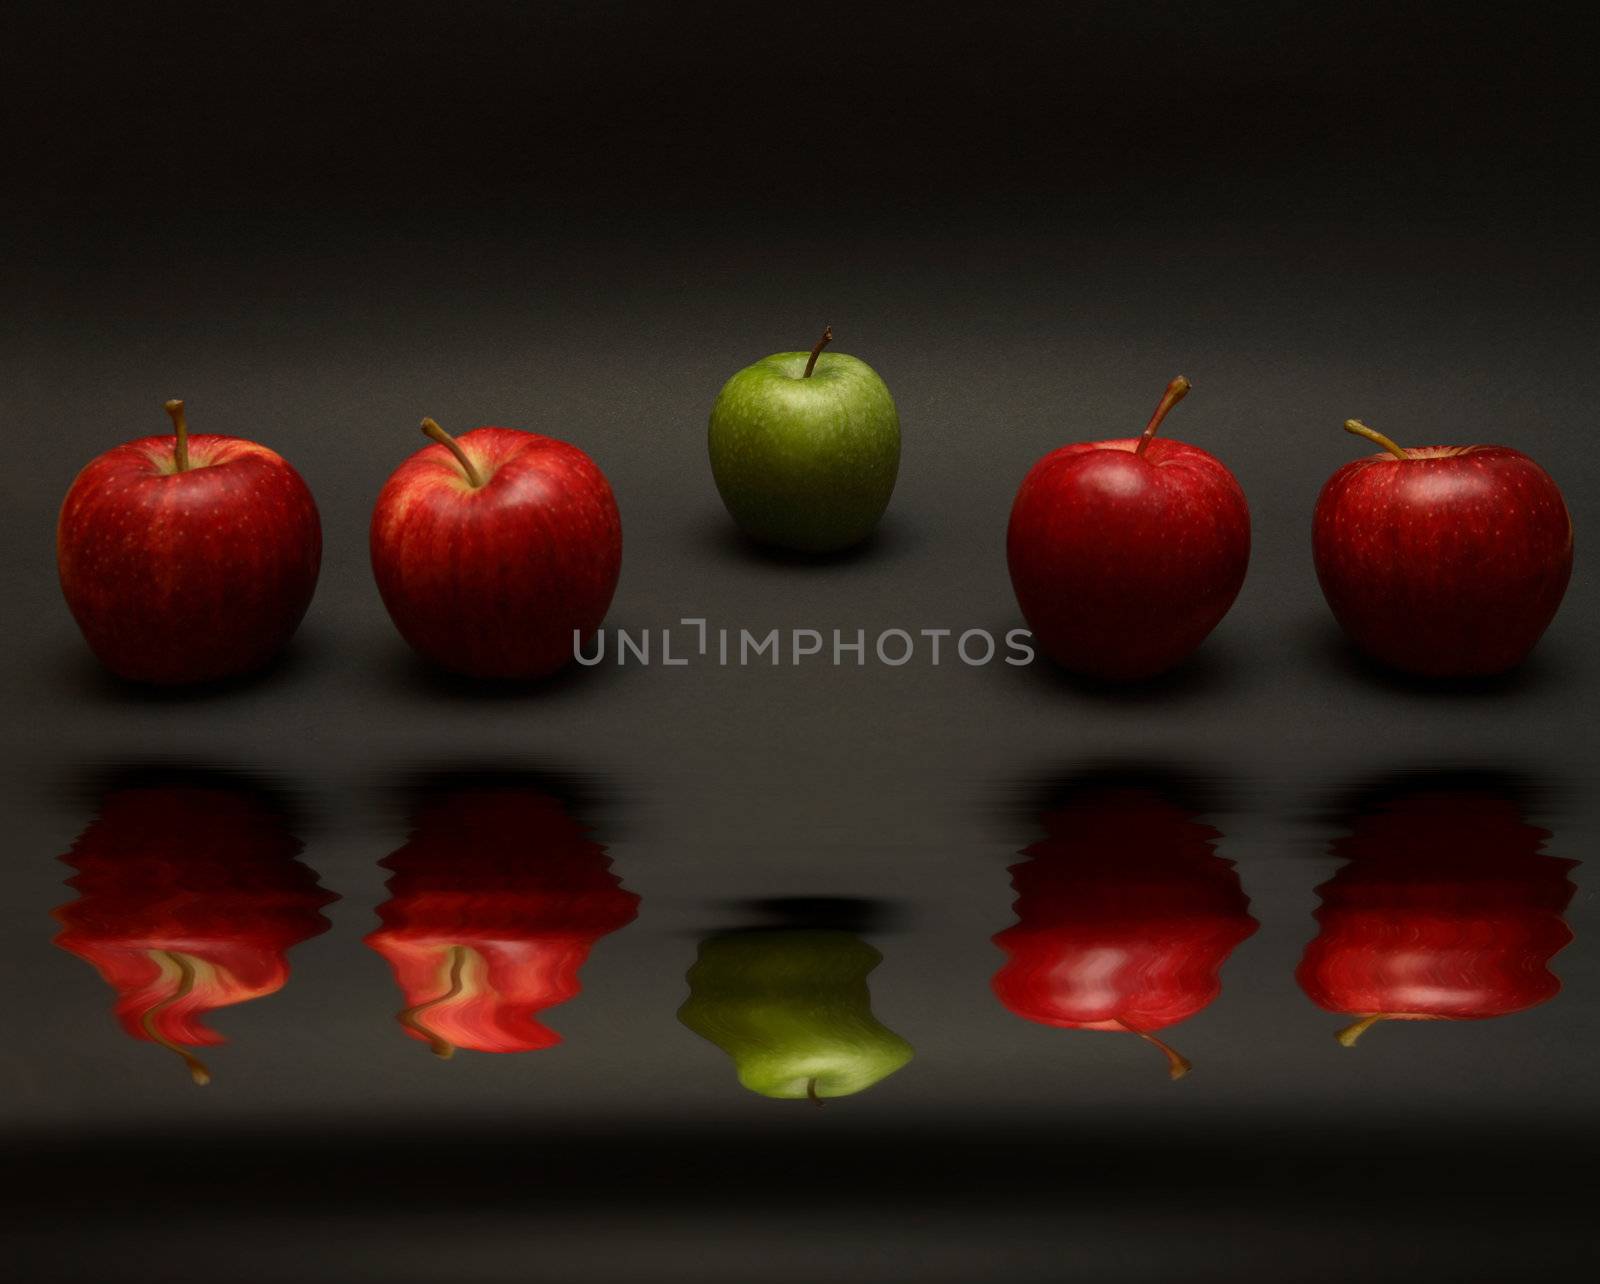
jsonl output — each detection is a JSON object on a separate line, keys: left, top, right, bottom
{"left": 4, "top": 2, "right": 1598, "bottom": 1280}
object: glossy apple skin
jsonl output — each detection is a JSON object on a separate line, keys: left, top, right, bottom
{"left": 993, "top": 785, "right": 1256, "bottom": 1039}
{"left": 1298, "top": 785, "right": 1576, "bottom": 1030}
{"left": 1312, "top": 446, "right": 1572, "bottom": 676}
{"left": 366, "top": 783, "right": 638, "bottom": 1055}
{"left": 58, "top": 435, "right": 321, "bottom": 684}
{"left": 370, "top": 428, "right": 622, "bottom": 679}
{"left": 1007, "top": 438, "right": 1250, "bottom": 680}
{"left": 52, "top": 777, "right": 335, "bottom": 1063}
{"left": 708, "top": 351, "right": 900, "bottom": 554}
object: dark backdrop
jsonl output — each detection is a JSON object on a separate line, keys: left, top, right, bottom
{"left": 4, "top": 4, "right": 1599, "bottom": 1282}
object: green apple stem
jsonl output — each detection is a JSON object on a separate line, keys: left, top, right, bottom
{"left": 806, "top": 1075, "right": 824, "bottom": 1106}
{"left": 139, "top": 950, "right": 211, "bottom": 1086}
{"left": 1134, "top": 376, "right": 1192, "bottom": 457}
{"left": 421, "top": 418, "right": 485, "bottom": 488}
{"left": 397, "top": 943, "right": 471, "bottom": 1060}
{"left": 802, "top": 325, "right": 833, "bottom": 379}
{"left": 163, "top": 399, "right": 192, "bottom": 473}
{"left": 1343, "top": 419, "right": 1410, "bottom": 462}
{"left": 1335, "top": 1012, "right": 1394, "bottom": 1047}
{"left": 1114, "top": 1020, "right": 1192, "bottom": 1080}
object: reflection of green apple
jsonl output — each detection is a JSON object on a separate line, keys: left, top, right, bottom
{"left": 678, "top": 929, "right": 914, "bottom": 1100}
{"left": 707, "top": 327, "right": 900, "bottom": 554}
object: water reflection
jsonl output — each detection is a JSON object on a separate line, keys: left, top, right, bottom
{"left": 992, "top": 769, "right": 1257, "bottom": 1078}
{"left": 366, "top": 772, "right": 639, "bottom": 1057}
{"left": 52, "top": 768, "right": 335, "bottom": 1084}
{"left": 1298, "top": 771, "right": 1577, "bottom": 1046}
{"left": 679, "top": 903, "right": 914, "bottom": 1102}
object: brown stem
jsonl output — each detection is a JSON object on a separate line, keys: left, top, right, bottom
{"left": 1343, "top": 419, "right": 1410, "bottom": 462}
{"left": 421, "top": 418, "right": 485, "bottom": 488}
{"left": 397, "top": 944, "right": 472, "bottom": 1059}
{"left": 139, "top": 950, "right": 211, "bottom": 1085}
{"left": 163, "top": 400, "right": 191, "bottom": 473}
{"left": 802, "top": 325, "right": 833, "bottom": 379}
{"left": 806, "top": 1075, "right": 824, "bottom": 1106}
{"left": 1114, "top": 1020, "right": 1192, "bottom": 1080}
{"left": 1134, "top": 377, "right": 1191, "bottom": 457}
{"left": 1335, "top": 1012, "right": 1393, "bottom": 1047}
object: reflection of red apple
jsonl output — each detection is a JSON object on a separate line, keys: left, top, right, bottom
{"left": 1298, "top": 779, "right": 1576, "bottom": 1046}
{"left": 52, "top": 773, "right": 335, "bottom": 1084}
{"left": 365, "top": 780, "right": 639, "bottom": 1057}
{"left": 992, "top": 777, "right": 1257, "bottom": 1078}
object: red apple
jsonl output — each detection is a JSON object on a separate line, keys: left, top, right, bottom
{"left": 991, "top": 776, "right": 1257, "bottom": 1078}
{"left": 1007, "top": 378, "right": 1250, "bottom": 680}
{"left": 365, "top": 779, "right": 639, "bottom": 1057}
{"left": 57, "top": 400, "right": 322, "bottom": 684}
{"left": 52, "top": 772, "right": 336, "bottom": 1084}
{"left": 1313, "top": 419, "right": 1572, "bottom": 676}
{"left": 370, "top": 419, "right": 622, "bottom": 679}
{"left": 1297, "top": 778, "right": 1576, "bottom": 1047}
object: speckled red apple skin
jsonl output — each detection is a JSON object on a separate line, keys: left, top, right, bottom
{"left": 370, "top": 428, "right": 622, "bottom": 680}
{"left": 1312, "top": 447, "right": 1572, "bottom": 677}
{"left": 1007, "top": 438, "right": 1251, "bottom": 680}
{"left": 57, "top": 435, "right": 322, "bottom": 684}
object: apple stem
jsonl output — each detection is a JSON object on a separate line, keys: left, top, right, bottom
{"left": 139, "top": 950, "right": 211, "bottom": 1086}
{"left": 1343, "top": 419, "right": 1411, "bottom": 462}
{"left": 1114, "top": 1020, "right": 1192, "bottom": 1080}
{"left": 1134, "top": 377, "right": 1192, "bottom": 457}
{"left": 163, "top": 399, "right": 191, "bottom": 473}
{"left": 421, "top": 418, "right": 485, "bottom": 488}
{"left": 397, "top": 943, "right": 471, "bottom": 1060}
{"left": 802, "top": 325, "right": 833, "bottom": 379}
{"left": 1335, "top": 1012, "right": 1393, "bottom": 1047}
{"left": 806, "top": 1075, "right": 824, "bottom": 1106}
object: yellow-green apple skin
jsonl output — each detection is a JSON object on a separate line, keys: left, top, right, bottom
{"left": 707, "top": 350, "right": 900, "bottom": 553}
{"left": 678, "top": 929, "right": 914, "bottom": 1099}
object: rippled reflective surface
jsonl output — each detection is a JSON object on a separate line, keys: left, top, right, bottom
{"left": 52, "top": 769, "right": 336, "bottom": 1085}
{"left": 366, "top": 772, "right": 639, "bottom": 1058}
{"left": 9, "top": 757, "right": 1595, "bottom": 1282}
{"left": 1299, "top": 772, "right": 1576, "bottom": 1047}
{"left": 992, "top": 769, "right": 1257, "bottom": 1079}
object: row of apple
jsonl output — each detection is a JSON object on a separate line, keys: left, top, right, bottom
{"left": 55, "top": 776, "right": 1575, "bottom": 1094}
{"left": 57, "top": 338, "right": 1575, "bottom": 685}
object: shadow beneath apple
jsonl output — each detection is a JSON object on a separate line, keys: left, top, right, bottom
{"left": 992, "top": 626, "right": 1244, "bottom": 704}
{"left": 1317, "top": 765, "right": 1568, "bottom": 827}
{"left": 49, "top": 630, "right": 319, "bottom": 704}
{"left": 714, "top": 896, "right": 910, "bottom": 935}
{"left": 375, "top": 760, "right": 624, "bottom": 836}
{"left": 691, "top": 509, "right": 921, "bottom": 570}
{"left": 991, "top": 760, "right": 1236, "bottom": 839}
{"left": 1305, "top": 616, "right": 1570, "bottom": 698}
{"left": 384, "top": 760, "right": 611, "bottom": 803}
{"left": 375, "top": 636, "right": 634, "bottom": 703}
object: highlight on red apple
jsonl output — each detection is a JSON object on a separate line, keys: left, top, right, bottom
{"left": 56, "top": 399, "right": 323, "bottom": 684}
{"left": 52, "top": 768, "right": 336, "bottom": 1085}
{"left": 365, "top": 772, "right": 639, "bottom": 1058}
{"left": 1297, "top": 771, "right": 1577, "bottom": 1048}
{"left": 1006, "top": 377, "right": 1251, "bottom": 681}
{"left": 370, "top": 418, "right": 623, "bottom": 680}
{"left": 991, "top": 768, "right": 1257, "bottom": 1079}
{"left": 1313, "top": 419, "right": 1572, "bottom": 677}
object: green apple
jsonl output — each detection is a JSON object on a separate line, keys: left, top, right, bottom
{"left": 678, "top": 929, "right": 914, "bottom": 1101}
{"left": 707, "top": 326, "right": 901, "bottom": 553}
